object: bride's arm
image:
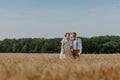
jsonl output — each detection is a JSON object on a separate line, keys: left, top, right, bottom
{"left": 61, "top": 39, "right": 65, "bottom": 54}
{"left": 61, "top": 43, "right": 65, "bottom": 54}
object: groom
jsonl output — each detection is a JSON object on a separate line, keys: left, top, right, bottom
{"left": 70, "top": 32, "right": 82, "bottom": 59}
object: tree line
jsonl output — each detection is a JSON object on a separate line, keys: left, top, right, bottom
{"left": 0, "top": 35, "right": 120, "bottom": 54}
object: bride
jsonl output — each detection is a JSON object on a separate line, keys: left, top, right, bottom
{"left": 60, "top": 32, "right": 73, "bottom": 60}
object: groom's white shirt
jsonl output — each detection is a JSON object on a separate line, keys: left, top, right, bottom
{"left": 72, "top": 38, "right": 82, "bottom": 54}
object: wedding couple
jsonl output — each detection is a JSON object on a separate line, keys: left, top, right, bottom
{"left": 60, "top": 32, "right": 82, "bottom": 60}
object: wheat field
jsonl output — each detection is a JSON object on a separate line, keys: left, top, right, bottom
{"left": 0, "top": 53, "right": 120, "bottom": 80}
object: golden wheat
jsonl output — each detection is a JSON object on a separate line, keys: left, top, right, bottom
{"left": 0, "top": 53, "right": 120, "bottom": 80}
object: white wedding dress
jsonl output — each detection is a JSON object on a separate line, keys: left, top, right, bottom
{"left": 60, "top": 37, "right": 73, "bottom": 60}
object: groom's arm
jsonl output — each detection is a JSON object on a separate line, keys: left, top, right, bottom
{"left": 78, "top": 38, "right": 82, "bottom": 54}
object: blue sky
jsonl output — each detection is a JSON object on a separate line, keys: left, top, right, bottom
{"left": 0, "top": 0, "right": 120, "bottom": 39}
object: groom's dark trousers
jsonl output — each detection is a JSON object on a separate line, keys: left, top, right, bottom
{"left": 73, "top": 50, "right": 80, "bottom": 59}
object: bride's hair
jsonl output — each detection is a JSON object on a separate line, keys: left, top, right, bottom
{"left": 65, "top": 32, "right": 70, "bottom": 37}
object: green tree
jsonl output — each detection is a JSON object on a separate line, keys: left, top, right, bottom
{"left": 21, "top": 44, "right": 28, "bottom": 53}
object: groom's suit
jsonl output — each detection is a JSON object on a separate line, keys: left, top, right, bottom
{"left": 72, "top": 37, "right": 82, "bottom": 58}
